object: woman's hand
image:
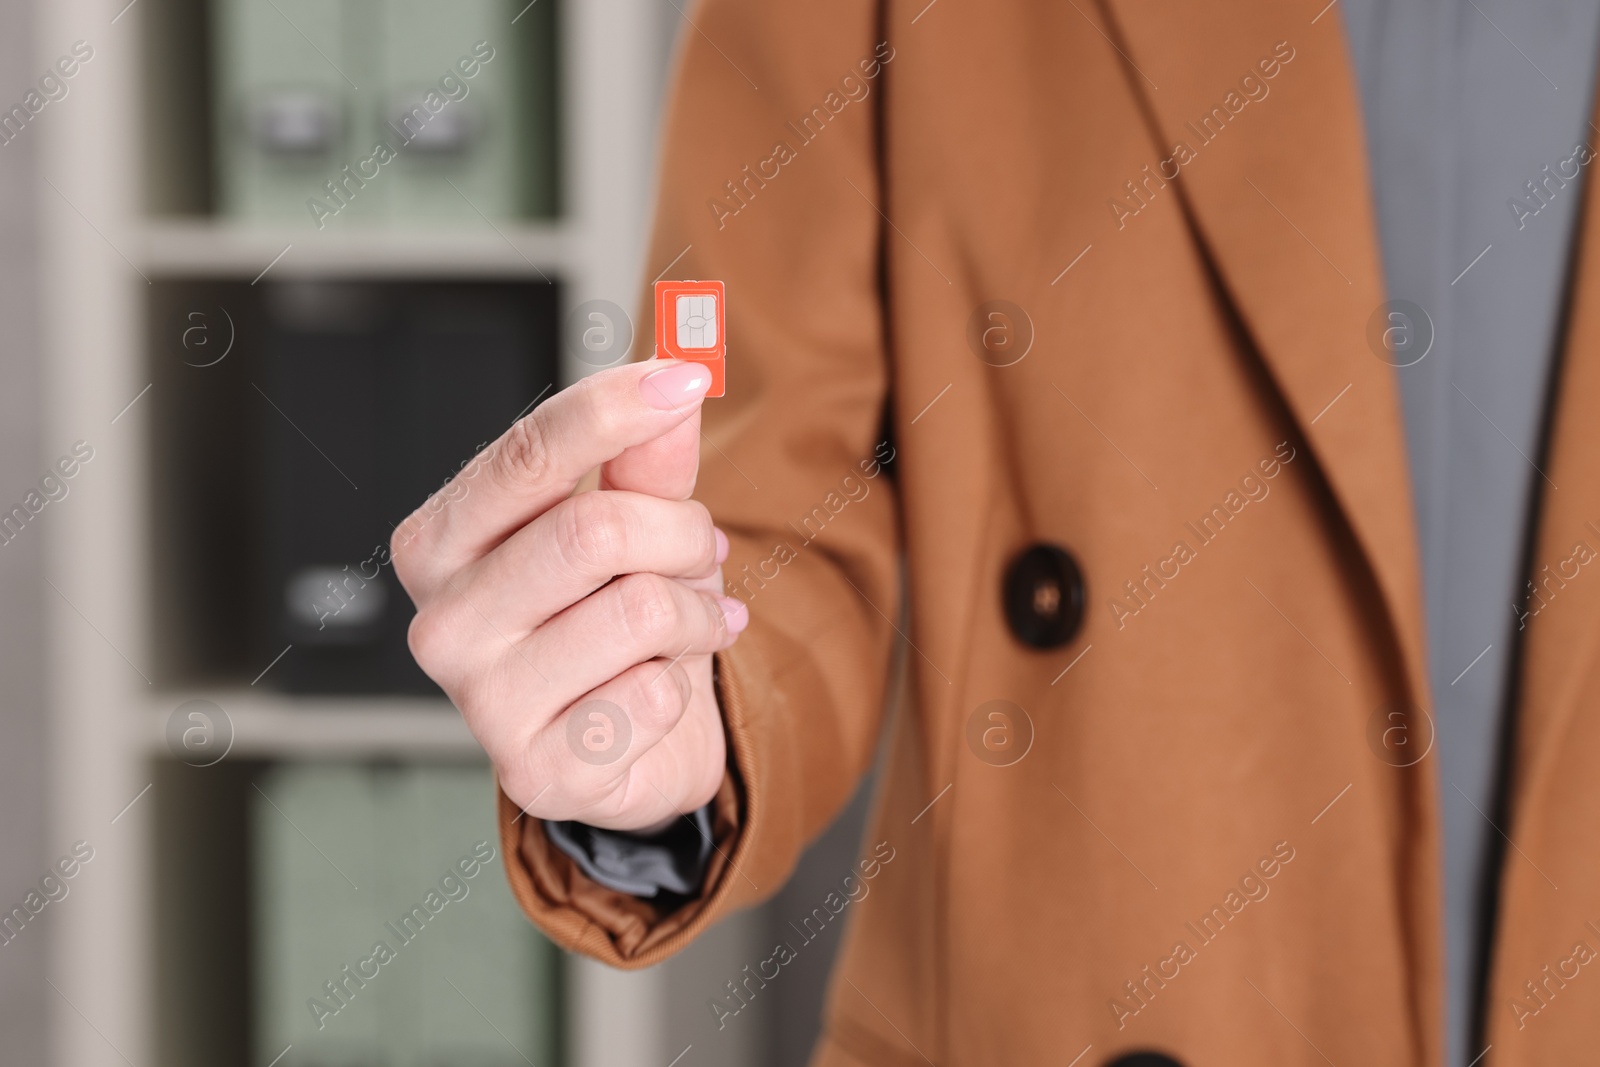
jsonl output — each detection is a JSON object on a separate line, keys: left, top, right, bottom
{"left": 392, "top": 360, "right": 744, "bottom": 832}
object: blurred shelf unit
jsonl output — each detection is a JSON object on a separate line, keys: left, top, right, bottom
{"left": 137, "top": 220, "right": 570, "bottom": 278}
{"left": 151, "top": 757, "right": 563, "bottom": 1067}
{"left": 42, "top": 0, "right": 680, "bottom": 1062}
{"left": 142, "top": 0, "right": 561, "bottom": 225}
{"left": 144, "top": 690, "right": 480, "bottom": 759}
{"left": 144, "top": 276, "right": 562, "bottom": 698}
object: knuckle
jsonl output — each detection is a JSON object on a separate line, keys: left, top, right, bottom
{"left": 406, "top": 608, "right": 446, "bottom": 674}
{"left": 498, "top": 754, "right": 555, "bottom": 816}
{"left": 632, "top": 665, "right": 688, "bottom": 734}
{"left": 496, "top": 412, "right": 553, "bottom": 486}
{"left": 558, "top": 493, "right": 625, "bottom": 572}
{"left": 617, "top": 573, "right": 679, "bottom": 645}
{"left": 389, "top": 521, "right": 427, "bottom": 591}
{"left": 388, "top": 531, "right": 415, "bottom": 590}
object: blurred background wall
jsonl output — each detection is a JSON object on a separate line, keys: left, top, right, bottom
{"left": 0, "top": 0, "right": 49, "bottom": 1058}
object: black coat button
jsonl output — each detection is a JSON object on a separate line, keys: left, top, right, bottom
{"left": 1104, "top": 1054, "right": 1184, "bottom": 1067}
{"left": 1002, "top": 542, "right": 1085, "bottom": 649}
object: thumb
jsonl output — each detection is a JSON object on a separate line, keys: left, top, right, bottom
{"left": 599, "top": 361, "right": 705, "bottom": 499}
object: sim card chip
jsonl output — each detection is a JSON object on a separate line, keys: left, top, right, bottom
{"left": 676, "top": 294, "right": 719, "bottom": 350}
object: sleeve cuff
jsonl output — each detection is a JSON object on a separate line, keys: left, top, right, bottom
{"left": 543, "top": 803, "right": 716, "bottom": 898}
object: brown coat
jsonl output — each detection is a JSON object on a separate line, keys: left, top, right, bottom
{"left": 497, "top": 1, "right": 1600, "bottom": 1063}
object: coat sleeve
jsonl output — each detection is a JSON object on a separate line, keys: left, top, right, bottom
{"left": 495, "top": 0, "right": 901, "bottom": 967}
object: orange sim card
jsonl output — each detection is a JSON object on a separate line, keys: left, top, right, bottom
{"left": 655, "top": 279, "right": 726, "bottom": 397}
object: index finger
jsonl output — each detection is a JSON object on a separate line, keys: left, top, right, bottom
{"left": 393, "top": 359, "right": 712, "bottom": 589}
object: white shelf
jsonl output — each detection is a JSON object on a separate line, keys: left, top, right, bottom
{"left": 40, "top": 0, "right": 691, "bottom": 1062}
{"left": 139, "top": 218, "right": 571, "bottom": 279}
{"left": 145, "top": 689, "right": 483, "bottom": 759}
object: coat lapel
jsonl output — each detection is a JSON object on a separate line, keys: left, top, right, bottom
{"left": 1504, "top": 110, "right": 1600, "bottom": 863}
{"left": 1095, "top": 0, "right": 1430, "bottom": 713}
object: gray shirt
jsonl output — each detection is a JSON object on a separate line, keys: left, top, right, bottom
{"left": 1341, "top": 0, "right": 1600, "bottom": 1061}
{"left": 554, "top": 7, "right": 1600, "bottom": 1061}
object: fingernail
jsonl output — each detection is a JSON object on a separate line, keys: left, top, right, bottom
{"left": 718, "top": 596, "right": 749, "bottom": 635}
{"left": 642, "top": 361, "right": 712, "bottom": 409}
{"left": 713, "top": 527, "right": 730, "bottom": 564}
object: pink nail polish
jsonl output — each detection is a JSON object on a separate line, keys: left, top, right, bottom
{"left": 713, "top": 527, "right": 730, "bottom": 564}
{"left": 718, "top": 596, "right": 749, "bottom": 635}
{"left": 642, "top": 361, "right": 713, "bottom": 409}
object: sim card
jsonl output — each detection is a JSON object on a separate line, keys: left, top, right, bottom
{"left": 655, "top": 279, "right": 725, "bottom": 397}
